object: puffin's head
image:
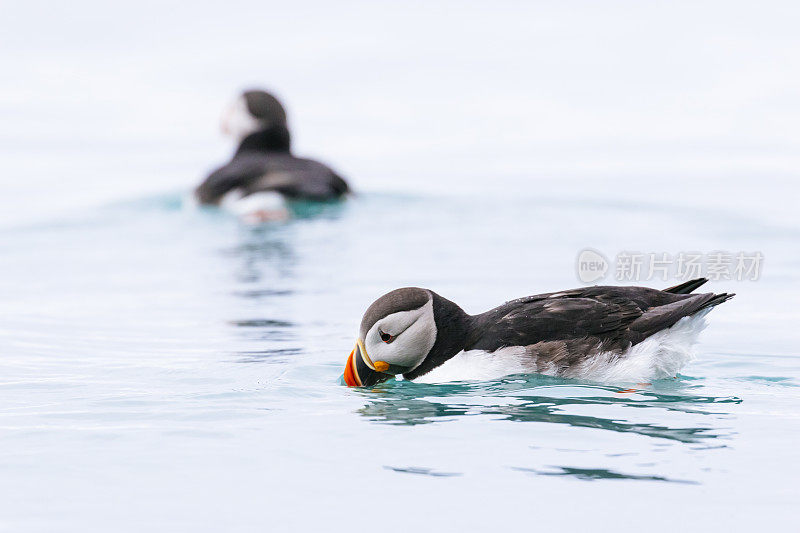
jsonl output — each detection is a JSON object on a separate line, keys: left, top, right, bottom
{"left": 220, "top": 89, "right": 287, "bottom": 141}
{"left": 343, "top": 288, "right": 437, "bottom": 387}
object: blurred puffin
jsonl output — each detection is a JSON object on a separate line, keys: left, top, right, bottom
{"left": 195, "top": 89, "right": 350, "bottom": 222}
{"left": 343, "top": 278, "right": 734, "bottom": 386}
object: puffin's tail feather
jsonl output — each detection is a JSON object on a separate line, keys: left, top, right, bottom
{"left": 664, "top": 277, "right": 709, "bottom": 294}
{"left": 697, "top": 292, "right": 735, "bottom": 311}
{"left": 629, "top": 290, "right": 733, "bottom": 343}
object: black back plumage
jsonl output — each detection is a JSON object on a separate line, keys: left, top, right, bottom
{"left": 467, "top": 284, "right": 732, "bottom": 351}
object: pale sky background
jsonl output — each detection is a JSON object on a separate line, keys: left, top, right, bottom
{"left": 1, "top": 0, "right": 799, "bottom": 226}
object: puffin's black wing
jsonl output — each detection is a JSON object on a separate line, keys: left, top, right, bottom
{"left": 195, "top": 154, "right": 269, "bottom": 204}
{"left": 240, "top": 155, "right": 349, "bottom": 200}
{"left": 468, "top": 282, "right": 733, "bottom": 357}
{"left": 195, "top": 154, "right": 349, "bottom": 204}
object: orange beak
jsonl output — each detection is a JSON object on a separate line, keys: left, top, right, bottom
{"left": 342, "top": 340, "right": 392, "bottom": 387}
{"left": 343, "top": 349, "right": 361, "bottom": 387}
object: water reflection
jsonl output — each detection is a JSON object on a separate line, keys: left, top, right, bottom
{"left": 227, "top": 317, "right": 297, "bottom": 363}
{"left": 384, "top": 466, "right": 462, "bottom": 477}
{"left": 219, "top": 203, "right": 347, "bottom": 365}
{"left": 221, "top": 217, "right": 300, "bottom": 358}
{"left": 512, "top": 466, "right": 698, "bottom": 484}
{"left": 235, "top": 348, "right": 302, "bottom": 364}
{"left": 229, "top": 319, "right": 293, "bottom": 328}
{"left": 354, "top": 376, "right": 741, "bottom": 444}
{"left": 220, "top": 199, "right": 347, "bottom": 294}
{"left": 231, "top": 288, "right": 293, "bottom": 299}
{"left": 222, "top": 227, "right": 297, "bottom": 284}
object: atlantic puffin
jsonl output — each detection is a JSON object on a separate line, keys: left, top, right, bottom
{"left": 342, "top": 278, "right": 733, "bottom": 386}
{"left": 194, "top": 89, "right": 350, "bottom": 222}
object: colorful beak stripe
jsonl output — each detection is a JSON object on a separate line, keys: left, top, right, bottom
{"left": 343, "top": 349, "right": 361, "bottom": 387}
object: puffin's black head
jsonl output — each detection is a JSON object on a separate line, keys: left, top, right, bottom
{"left": 242, "top": 90, "right": 287, "bottom": 127}
{"left": 221, "top": 89, "right": 288, "bottom": 140}
{"left": 344, "top": 288, "right": 472, "bottom": 386}
{"left": 343, "top": 288, "right": 437, "bottom": 387}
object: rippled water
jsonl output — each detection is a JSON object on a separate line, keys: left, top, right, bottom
{"left": 1, "top": 186, "right": 798, "bottom": 530}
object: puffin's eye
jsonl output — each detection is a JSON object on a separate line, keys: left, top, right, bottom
{"left": 379, "top": 329, "right": 395, "bottom": 344}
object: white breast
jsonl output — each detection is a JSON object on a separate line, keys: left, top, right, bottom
{"left": 411, "top": 346, "right": 534, "bottom": 384}
{"left": 220, "top": 190, "right": 288, "bottom": 223}
{"left": 561, "top": 312, "right": 709, "bottom": 383}
{"left": 410, "top": 312, "right": 710, "bottom": 384}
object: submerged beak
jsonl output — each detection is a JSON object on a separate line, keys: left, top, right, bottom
{"left": 343, "top": 339, "right": 392, "bottom": 387}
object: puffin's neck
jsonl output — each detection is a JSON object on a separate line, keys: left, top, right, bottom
{"left": 403, "top": 292, "right": 472, "bottom": 381}
{"left": 235, "top": 126, "right": 292, "bottom": 154}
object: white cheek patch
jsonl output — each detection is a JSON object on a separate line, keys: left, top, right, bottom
{"left": 220, "top": 96, "right": 261, "bottom": 141}
{"left": 364, "top": 300, "right": 436, "bottom": 372}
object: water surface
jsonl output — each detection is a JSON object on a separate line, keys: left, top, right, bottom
{"left": 1, "top": 188, "right": 798, "bottom": 531}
